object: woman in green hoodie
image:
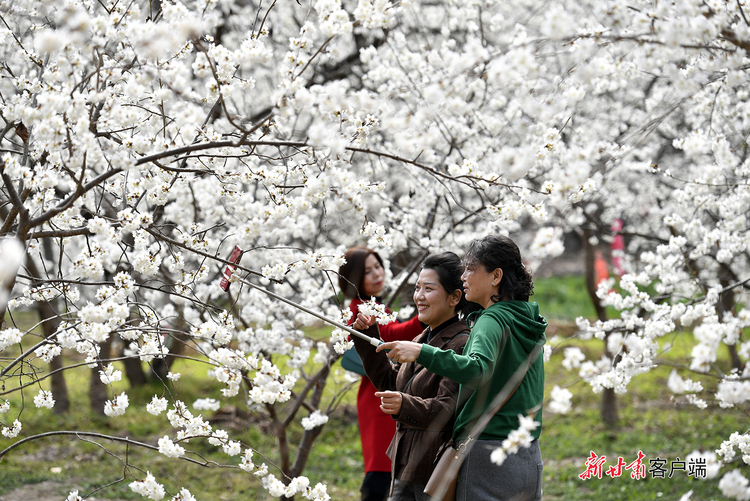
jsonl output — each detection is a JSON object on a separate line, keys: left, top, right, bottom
{"left": 377, "top": 235, "right": 547, "bottom": 501}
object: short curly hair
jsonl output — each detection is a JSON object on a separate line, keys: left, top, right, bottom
{"left": 464, "top": 235, "right": 533, "bottom": 302}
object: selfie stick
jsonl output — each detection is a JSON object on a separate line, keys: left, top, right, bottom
{"left": 220, "top": 246, "right": 382, "bottom": 347}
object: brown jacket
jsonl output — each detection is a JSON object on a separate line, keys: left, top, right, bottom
{"left": 352, "top": 317, "right": 469, "bottom": 491}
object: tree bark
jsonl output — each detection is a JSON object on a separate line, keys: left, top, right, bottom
{"left": 719, "top": 278, "right": 744, "bottom": 372}
{"left": 289, "top": 365, "right": 330, "bottom": 478}
{"left": 267, "top": 402, "right": 291, "bottom": 491}
{"left": 583, "top": 228, "right": 618, "bottom": 427}
{"left": 89, "top": 336, "right": 114, "bottom": 415}
{"left": 122, "top": 355, "right": 148, "bottom": 387}
{"left": 24, "top": 251, "right": 70, "bottom": 413}
{"left": 151, "top": 326, "right": 189, "bottom": 381}
{"left": 36, "top": 300, "right": 69, "bottom": 414}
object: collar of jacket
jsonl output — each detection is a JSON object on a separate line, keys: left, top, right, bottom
{"left": 416, "top": 316, "right": 468, "bottom": 347}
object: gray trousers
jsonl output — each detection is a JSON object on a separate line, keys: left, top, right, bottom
{"left": 389, "top": 479, "right": 433, "bottom": 501}
{"left": 455, "top": 439, "right": 543, "bottom": 501}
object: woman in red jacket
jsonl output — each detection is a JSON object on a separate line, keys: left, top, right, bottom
{"left": 339, "top": 247, "right": 423, "bottom": 501}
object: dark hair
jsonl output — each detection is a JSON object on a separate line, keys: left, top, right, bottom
{"left": 422, "top": 252, "right": 482, "bottom": 319}
{"left": 338, "top": 247, "right": 384, "bottom": 299}
{"left": 465, "top": 235, "right": 534, "bottom": 302}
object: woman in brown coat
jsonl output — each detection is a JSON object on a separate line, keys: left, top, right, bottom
{"left": 351, "top": 252, "right": 479, "bottom": 500}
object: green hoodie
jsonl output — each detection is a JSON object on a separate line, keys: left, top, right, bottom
{"left": 417, "top": 300, "right": 547, "bottom": 441}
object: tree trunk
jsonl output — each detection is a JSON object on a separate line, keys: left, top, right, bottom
{"left": 600, "top": 384, "right": 618, "bottom": 427}
{"left": 122, "top": 355, "right": 148, "bottom": 387}
{"left": 276, "top": 365, "right": 332, "bottom": 501}
{"left": 151, "top": 328, "right": 189, "bottom": 381}
{"left": 289, "top": 365, "right": 330, "bottom": 478}
{"left": 89, "top": 336, "right": 114, "bottom": 415}
{"left": 719, "top": 278, "right": 744, "bottom": 372}
{"left": 24, "top": 251, "right": 69, "bottom": 413}
{"left": 583, "top": 228, "right": 618, "bottom": 427}
{"left": 583, "top": 229, "right": 607, "bottom": 322}
{"left": 36, "top": 300, "right": 69, "bottom": 413}
{"left": 120, "top": 304, "right": 147, "bottom": 387}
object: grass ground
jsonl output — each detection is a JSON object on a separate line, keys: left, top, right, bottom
{"left": 1, "top": 275, "right": 747, "bottom": 500}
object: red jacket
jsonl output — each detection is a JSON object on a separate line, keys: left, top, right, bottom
{"left": 348, "top": 297, "right": 423, "bottom": 472}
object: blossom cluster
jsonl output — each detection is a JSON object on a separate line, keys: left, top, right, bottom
{"left": 301, "top": 410, "right": 330, "bottom": 431}
{"left": 357, "top": 297, "right": 399, "bottom": 325}
{"left": 489, "top": 414, "right": 540, "bottom": 466}
{"left": 2, "top": 0, "right": 750, "bottom": 498}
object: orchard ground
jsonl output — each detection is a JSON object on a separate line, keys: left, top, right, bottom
{"left": 4, "top": 0, "right": 750, "bottom": 499}
{"left": 0, "top": 275, "right": 744, "bottom": 500}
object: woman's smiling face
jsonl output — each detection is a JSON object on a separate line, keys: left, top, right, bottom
{"left": 413, "top": 268, "right": 459, "bottom": 329}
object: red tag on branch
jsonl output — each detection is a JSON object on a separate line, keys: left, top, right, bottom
{"left": 219, "top": 245, "right": 244, "bottom": 291}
